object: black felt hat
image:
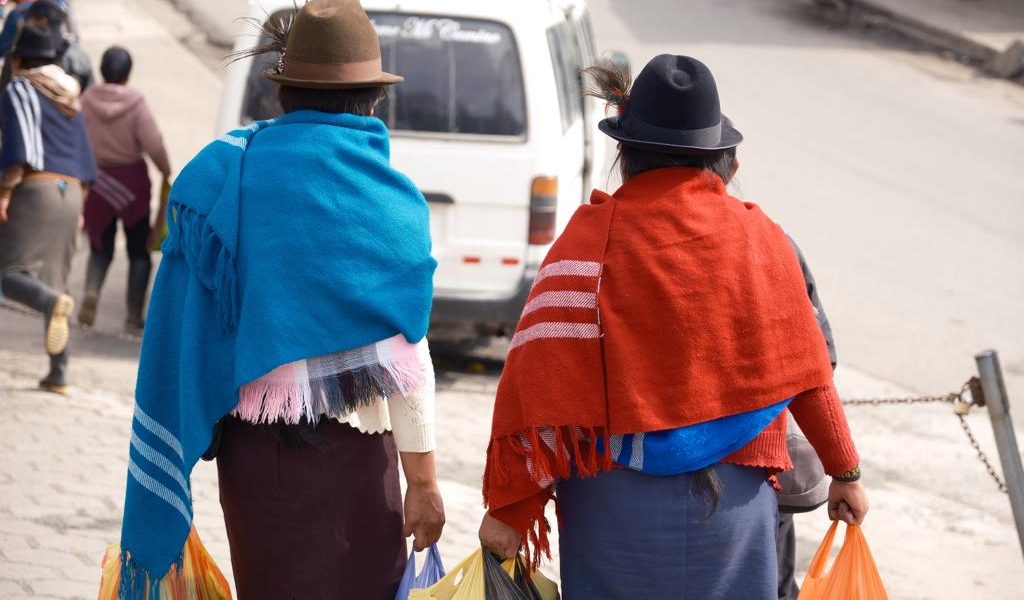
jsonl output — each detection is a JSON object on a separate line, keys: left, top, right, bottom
{"left": 12, "top": 24, "right": 57, "bottom": 60}
{"left": 599, "top": 54, "right": 743, "bottom": 154}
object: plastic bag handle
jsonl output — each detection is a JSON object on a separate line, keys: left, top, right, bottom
{"left": 396, "top": 543, "right": 447, "bottom": 599}
{"left": 805, "top": 521, "right": 841, "bottom": 579}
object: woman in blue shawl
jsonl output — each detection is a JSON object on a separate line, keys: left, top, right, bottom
{"left": 107, "top": 2, "right": 444, "bottom": 599}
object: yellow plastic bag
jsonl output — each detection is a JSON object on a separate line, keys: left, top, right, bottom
{"left": 98, "top": 527, "right": 232, "bottom": 600}
{"left": 149, "top": 178, "right": 173, "bottom": 252}
{"left": 409, "top": 548, "right": 558, "bottom": 600}
{"left": 799, "top": 522, "right": 887, "bottom": 600}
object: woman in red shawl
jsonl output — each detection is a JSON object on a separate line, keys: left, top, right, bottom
{"left": 478, "top": 55, "right": 869, "bottom": 598}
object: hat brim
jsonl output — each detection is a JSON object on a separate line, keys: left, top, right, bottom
{"left": 264, "top": 69, "right": 403, "bottom": 90}
{"left": 599, "top": 116, "right": 743, "bottom": 154}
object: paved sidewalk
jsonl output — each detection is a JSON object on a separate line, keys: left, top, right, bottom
{"left": 854, "top": 0, "right": 1024, "bottom": 52}
{"left": 839, "top": 0, "right": 1024, "bottom": 74}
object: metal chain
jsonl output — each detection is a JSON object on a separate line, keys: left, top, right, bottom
{"left": 955, "top": 413, "right": 1009, "bottom": 493}
{"left": 1, "top": 301, "right": 142, "bottom": 344}
{"left": 842, "top": 378, "right": 1010, "bottom": 494}
{"left": 841, "top": 392, "right": 959, "bottom": 407}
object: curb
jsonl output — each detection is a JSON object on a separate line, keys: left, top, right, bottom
{"left": 815, "top": 0, "right": 1023, "bottom": 78}
{"left": 167, "top": 0, "right": 241, "bottom": 49}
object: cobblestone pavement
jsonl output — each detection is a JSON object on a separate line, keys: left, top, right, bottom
{"left": 0, "top": 308, "right": 534, "bottom": 599}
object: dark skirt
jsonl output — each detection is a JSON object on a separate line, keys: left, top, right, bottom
{"left": 83, "top": 162, "right": 152, "bottom": 253}
{"left": 557, "top": 464, "right": 779, "bottom": 600}
{"left": 216, "top": 417, "right": 407, "bottom": 600}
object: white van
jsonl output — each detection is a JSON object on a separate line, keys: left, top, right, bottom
{"left": 218, "top": 0, "right": 619, "bottom": 337}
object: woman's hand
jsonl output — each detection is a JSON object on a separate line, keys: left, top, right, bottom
{"left": 404, "top": 481, "right": 446, "bottom": 551}
{"left": 0, "top": 192, "right": 10, "bottom": 222}
{"left": 399, "top": 451, "right": 444, "bottom": 551}
{"left": 479, "top": 513, "right": 521, "bottom": 560}
{"left": 828, "top": 479, "right": 869, "bottom": 525}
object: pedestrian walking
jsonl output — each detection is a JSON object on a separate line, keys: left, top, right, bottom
{"left": 0, "top": 0, "right": 74, "bottom": 94}
{"left": 79, "top": 46, "right": 170, "bottom": 332}
{"left": 0, "top": 0, "right": 36, "bottom": 56}
{"left": 478, "top": 55, "right": 869, "bottom": 599}
{"left": 110, "top": 1, "right": 443, "bottom": 598}
{"left": 25, "top": 0, "right": 93, "bottom": 91}
{"left": 0, "top": 24, "right": 95, "bottom": 396}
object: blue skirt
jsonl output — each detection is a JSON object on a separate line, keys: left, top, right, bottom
{"left": 557, "top": 464, "right": 779, "bottom": 600}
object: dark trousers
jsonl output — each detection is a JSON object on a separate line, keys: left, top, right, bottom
{"left": 216, "top": 418, "right": 407, "bottom": 600}
{"left": 777, "top": 513, "right": 800, "bottom": 600}
{"left": 85, "top": 218, "right": 151, "bottom": 323}
{"left": 0, "top": 271, "right": 68, "bottom": 382}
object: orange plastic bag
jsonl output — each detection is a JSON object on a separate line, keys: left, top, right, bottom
{"left": 98, "top": 527, "right": 232, "bottom": 599}
{"left": 798, "top": 522, "right": 887, "bottom": 600}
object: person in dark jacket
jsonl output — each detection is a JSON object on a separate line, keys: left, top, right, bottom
{"left": 26, "top": 0, "right": 92, "bottom": 91}
{"left": 0, "top": 24, "right": 96, "bottom": 395}
{"left": 0, "top": 0, "right": 37, "bottom": 56}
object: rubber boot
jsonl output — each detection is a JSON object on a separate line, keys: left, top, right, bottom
{"left": 79, "top": 252, "right": 112, "bottom": 327}
{"left": 39, "top": 351, "right": 69, "bottom": 396}
{"left": 125, "top": 258, "right": 152, "bottom": 333}
{"left": 0, "top": 272, "right": 72, "bottom": 391}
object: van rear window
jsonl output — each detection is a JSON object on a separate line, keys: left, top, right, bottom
{"left": 239, "top": 12, "right": 527, "bottom": 138}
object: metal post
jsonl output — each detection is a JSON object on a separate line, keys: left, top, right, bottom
{"left": 975, "top": 350, "right": 1024, "bottom": 560}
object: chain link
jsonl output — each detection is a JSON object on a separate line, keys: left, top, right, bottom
{"left": 841, "top": 392, "right": 959, "bottom": 407}
{"left": 842, "top": 378, "right": 1010, "bottom": 494}
{"left": 955, "top": 413, "right": 1009, "bottom": 494}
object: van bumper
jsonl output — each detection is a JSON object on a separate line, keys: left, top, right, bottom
{"left": 430, "top": 272, "right": 535, "bottom": 336}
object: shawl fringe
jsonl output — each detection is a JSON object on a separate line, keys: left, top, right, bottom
{"left": 163, "top": 203, "right": 238, "bottom": 330}
{"left": 100, "top": 527, "right": 231, "bottom": 600}
{"left": 484, "top": 425, "right": 614, "bottom": 567}
{"left": 234, "top": 360, "right": 419, "bottom": 425}
{"left": 116, "top": 548, "right": 184, "bottom": 600}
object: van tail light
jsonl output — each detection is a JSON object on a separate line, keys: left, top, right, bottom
{"left": 529, "top": 176, "right": 558, "bottom": 245}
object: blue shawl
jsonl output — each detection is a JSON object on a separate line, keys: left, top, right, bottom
{"left": 117, "top": 111, "right": 435, "bottom": 596}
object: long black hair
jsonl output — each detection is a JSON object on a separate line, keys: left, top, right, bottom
{"left": 584, "top": 61, "right": 730, "bottom": 516}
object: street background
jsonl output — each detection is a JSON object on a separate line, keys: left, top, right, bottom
{"left": 2, "top": 0, "right": 1023, "bottom": 598}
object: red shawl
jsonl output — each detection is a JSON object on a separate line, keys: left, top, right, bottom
{"left": 483, "top": 168, "right": 836, "bottom": 562}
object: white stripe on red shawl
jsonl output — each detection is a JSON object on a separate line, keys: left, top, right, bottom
{"left": 510, "top": 260, "right": 601, "bottom": 350}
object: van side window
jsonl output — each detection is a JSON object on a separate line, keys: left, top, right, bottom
{"left": 239, "top": 11, "right": 527, "bottom": 138}
{"left": 547, "top": 21, "right": 583, "bottom": 132}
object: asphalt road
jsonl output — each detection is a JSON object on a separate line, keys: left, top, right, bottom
{"left": 589, "top": 0, "right": 1024, "bottom": 410}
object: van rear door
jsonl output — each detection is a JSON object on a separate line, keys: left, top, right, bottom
{"left": 371, "top": 13, "right": 532, "bottom": 300}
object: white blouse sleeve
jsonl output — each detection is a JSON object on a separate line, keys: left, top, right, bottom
{"left": 387, "top": 338, "right": 436, "bottom": 452}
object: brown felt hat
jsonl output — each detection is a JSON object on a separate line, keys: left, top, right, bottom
{"left": 265, "top": 0, "right": 402, "bottom": 89}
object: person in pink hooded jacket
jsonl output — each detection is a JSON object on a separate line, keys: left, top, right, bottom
{"left": 79, "top": 46, "right": 170, "bottom": 332}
